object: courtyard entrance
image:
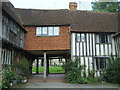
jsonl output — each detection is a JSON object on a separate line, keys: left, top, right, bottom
{"left": 32, "top": 57, "right": 65, "bottom": 75}
{"left": 29, "top": 50, "right": 70, "bottom": 81}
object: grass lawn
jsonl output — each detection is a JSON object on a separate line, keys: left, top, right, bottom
{"left": 32, "top": 66, "right": 65, "bottom": 73}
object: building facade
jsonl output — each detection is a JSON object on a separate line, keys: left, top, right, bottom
{"left": 1, "top": 2, "right": 119, "bottom": 78}
{"left": 71, "top": 33, "right": 116, "bottom": 76}
{"left": 1, "top": 2, "right": 29, "bottom": 67}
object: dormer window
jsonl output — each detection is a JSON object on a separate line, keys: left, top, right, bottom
{"left": 36, "top": 26, "right": 59, "bottom": 36}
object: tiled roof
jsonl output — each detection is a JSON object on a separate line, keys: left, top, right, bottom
{"left": 2, "top": 2, "right": 119, "bottom": 33}
{"left": 16, "top": 8, "right": 118, "bottom": 32}
{"left": 15, "top": 9, "right": 70, "bottom": 26}
{"left": 69, "top": 10, "right": 118, "bottom": 32}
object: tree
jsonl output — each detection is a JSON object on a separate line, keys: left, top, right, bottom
{"left": 91, "top": 0, "right": 120, "bottom": 13}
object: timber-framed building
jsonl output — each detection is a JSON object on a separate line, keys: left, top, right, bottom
{"left": 1, "top": 2, "right": 119, "bottom": 78}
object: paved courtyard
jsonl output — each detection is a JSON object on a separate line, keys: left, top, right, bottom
{"left": 24, "top": 74, "right": 119, "bottom": 88}
{"left": 28, "top": 74, "right": 65, "bottom": 83}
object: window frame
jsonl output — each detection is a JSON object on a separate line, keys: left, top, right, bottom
{"left": 36, "top": 26, "right": 60, "bottom": 37}
{"left": 96, "top": 33, "right": 111, "bottom": 44}
{"left": 95, "top": 57, "right": 108, "bottom": 71}
{"left": 76, "top": 33, "right": 85, "bottom": 42}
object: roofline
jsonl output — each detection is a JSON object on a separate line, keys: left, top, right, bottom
{"left": 16, "top": 8, "right": 69, "bottom": 11}
{"left": 16, "top": 8, "right": 117, "bottom": 15}
{"left": 71, "top": 31, "right": 116, "bottom": 33}
{"left": 23, "top": 24, "right": 70, "bottom": 27}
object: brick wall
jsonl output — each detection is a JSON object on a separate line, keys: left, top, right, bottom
{"left": 24, "top": 26, "right": 70, "bottom": 50}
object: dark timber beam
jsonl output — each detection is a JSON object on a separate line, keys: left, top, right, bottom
{"left": 47, "top": 57, "right": 49, "bottom": 75}
{"left": 36, "top": 58, "right": 39, "bottom": 74}
{"left": 41, "top": 59, "right": 44, "bottom": 66}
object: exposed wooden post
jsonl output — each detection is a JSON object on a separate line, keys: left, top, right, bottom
{"left": 50, "top": 58, "right": 52, "bottom": 66}
{"left": 0, "top": 4, "right": 2, "bottom": 87}
{"left": 36, "top": 58, "right": 39, "bottom": 74}
{"left": 0, "top": 44, "right": 2, "bottom": 90}
{"left": 47, "top": 57, "right": 49, "bottom": 75}
{"left": 44, "top": 51, "right": 47, "bottom": 79}
{"left": 41, "top": 59, "right": 44, "bottom": 66}
{"left": 30, "top": 59, "right": 33, "bottom": 74}
{"left": 64, "top": 57, "right": 68, "bottom": 74}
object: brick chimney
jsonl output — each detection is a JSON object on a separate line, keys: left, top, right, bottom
{"left": 69, "top": 2, "right": 77, "bottom": 10}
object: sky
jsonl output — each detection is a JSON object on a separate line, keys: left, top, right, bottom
{"left": 9, "top": 0, "right": 94, "bottom": 10}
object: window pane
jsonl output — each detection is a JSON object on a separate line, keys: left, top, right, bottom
{"left": 48, "top": 27, "right": 53, "bottom": 36}
{"left": 36, "top": 27, "right": 41, "bottom": 35}
{"left": 96, "top": 58, "right": 99, "bottom": 70}
{"left": 96, "top": 34, "right": 99, "bottom": 43}
{"left": 100, "top": 34, "right": 106, "bottom": 43}
{"left": 105, "top": 35, "right": 108, "bottom": 43}
{"left": 108, "top": 35, "right": 112, "bottom": 43}
{"left": 42, "top": 27, "right": 47, "bottom": 35}
{"left": 54, "top": 27, "right": 59, "bottom": 35}
{"left": 81, "top": 34, "right": 85, "bottom": 42}
{"left": 96, "top": 58, "right": 106, "bottom": 70}
{"left": 100, "top": 59, "right": 104, "bottom": 70}
{"left": 77, "top": 34, "right": 80, "bottom": 42}
{"left": 97, "top": 34, "right": 110, "bottom": 43}
{"left": 36, "top": 26, "right": 59, "bottom": 36}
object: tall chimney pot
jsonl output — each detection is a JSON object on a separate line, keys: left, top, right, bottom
{"left": 69, "top": 2, "right": 77, "bottom": 10}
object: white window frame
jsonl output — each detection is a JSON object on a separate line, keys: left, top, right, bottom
{"left": 36, "top": 26, "right": 59, "bottom": 36}
{"left": 76, "top": 33, "right": 85, "bottom": 42}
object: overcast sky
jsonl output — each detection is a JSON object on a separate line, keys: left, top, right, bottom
{"left": 9, "top": 0, "right": 94, "bottom": 10}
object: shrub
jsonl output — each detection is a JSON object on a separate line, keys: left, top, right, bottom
{"left": 2, "top": 57, "right": 30, "bottom": 89}
{"left": 16, "top": 76, "right": 23, "bottom": 83}
{"left": 88, "top": 70, "right": 95, "bottom": 78}
{"left": 103, "top": 56, "right": 120, "bottom": 84}
{"left": 2, "top": 65, "right": 17, "bottom": 88}
{"left": 62, "top": 58, "right": 90, "bottom": 84}
{"left": 14, "top": 57, "right": 30, "bottom": 78}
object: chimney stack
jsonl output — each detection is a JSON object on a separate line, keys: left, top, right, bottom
{"left": 69, "top": 2, "right": 77, "bottom": 10}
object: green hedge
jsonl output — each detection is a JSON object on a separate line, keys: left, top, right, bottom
{"left": 103, "top": 57, "right": 120, "bottom": 84}
{"left": 62, "top": 58, "right": 90, "bottom": 84}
